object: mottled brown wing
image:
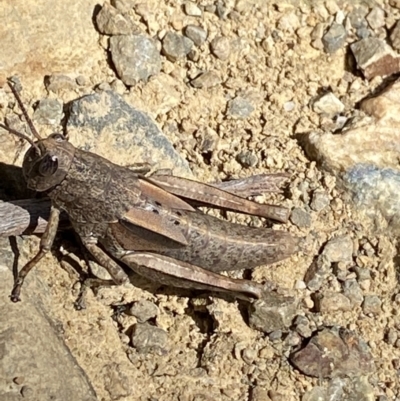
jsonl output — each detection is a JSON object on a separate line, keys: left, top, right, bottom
{"left": 119, "top": 177, "right": 195, "bottom": 247}
{"left": 148, "top": 175, "right": 290, "bottom": 223}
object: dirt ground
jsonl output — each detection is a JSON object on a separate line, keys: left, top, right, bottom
{"left": 1, "top": 1, "right": 400, "bottom": 400}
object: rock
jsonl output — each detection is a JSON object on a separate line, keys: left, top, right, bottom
{"left": 248, "top": 293, "right": 298, "bottom": 333}
{"left": 131, "top": 323, "right": 168, "bottom": 353}
{"left": 290, "top": 327, "right": 375, "bottom": 378}
{"left": 351, "top": 38, "right": 400, "bottom": 80}
{"left": 310, "top": 191, "right": 330, "bottom": 211}
{"left": 45, "top": 74, "right": 77, "bottom": 93}
{"left": 236, "top": 151, "right": 258, "bottom": 168}
{"left": 190, "top": 71, "right": 221, "bottom": 88}
{"left": 32, "top": 98, "right": 63, "bottom": 125}
{"left": 112, "top": 0, "right": 135, "bottom": 13}
{"left": 128, "top": 300, "right": 159, "bottom": 322}
{"left": 227, "top": 96, "right": 255, "bottom": 118}
{"left": 322, "top": 235, "right": 353, "bottom": 264}
{"left": 322, "top": 23, "right": 347, "bottom": 53}
{"left": 66, "top": 90, "right": 192, "bottom": 177}
{"left": 96, "top": 2, "right": 138, "bottom": 35}
{"left": 184, "top": 2, "right": 202, "bottom": 17}
{"left": 109, "top": 34, "right": 161, "bottom": 85}
{"left": 0, "top": 1, "right": 103, "bottom": 79}
{"left": 348, "top": 6, "right": 368, "bottom": 29}
{"left": 315, "top": 291, "right": 352, "bottom": 312}
{"left": 162, "top": 32, "right": 194, "bottom": 61}
{"left": 366, "top": 7, "right": 385, "bottom": 30}
{"left": 390, "top": 20, "right": 400, "bottom": 51}
{"left": 362, "top": 295, "right": 382, "bottom": 315}
{"left": 290, "top": 208, "right": 312, "bottom": 228}
{"left": 210, "top": 36, "right": 231, "bottom": 60}
{"left": 342, "top": 279, "right": 364, "bottom": 306}
{"left": 0, "top": 239, "right": 97, "bottom": 401}
{"left": 313, "top": 92, "right": 344, "bottom": 117}
{"left": 302, "top": 387, "right": 327, "bottom": 401}
{"left": 184, "top": 25, "right": 208, "bottom": 46}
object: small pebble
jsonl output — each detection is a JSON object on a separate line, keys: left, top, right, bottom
{"left": 210, "top": 36, "right": 231, "bottom": 60}
{"left": 236, "top": 151, "right": 258, "bottom": 168}
{"left": 348, "top": 6, "right": 369, "bottom": 29}
{"left": 342, "top": 279, "right": 364, "bottom": 306}
{"left": 190, "top": 71, "right": 221, "bottom": 88}
{"left": 390, "top": 21, "right": 400, "bottom": 51}
{"left": 184, "top": 2, "right": 202, "bottom": 17}
{"left": 313, "top": 92, "right": 344, "bottom": 117}
{"left": 33, "top": 98, "right": 63, "bottom": 125}
{"left": 290, "top": 208, "right": 312, "bottom": 228}
{"left": 227, "top": 96, "right": 254, "bottom": 118}
{"left": 162, "top": 32, "right": 193, "bottom": 61}
{"left": 315, "top": 291, "right": 352, "bottom": 313}
{"left": 362, "top": 295, "right": 382, "bottom": 315}
{"left": 110, "top": 34, "right": 161, "bottom": 85}
{"left": 310, "top": 190, "right": 330, "bottom": 211}
{"left": 96, "top": 2, "right": 138, "bottom": 35}
{"left": 131, "top": 322, "right": 168, "bottom": 353}
{"left": 366, "top": 7, "right": 385, "bottom": 30}
{"left": 184, "top": 25, "right": 207, "bottom": 46}
{"left": 322, "top": 23, "right": 347, "bottom": 53}
{"left": 128, "top": 300, "right": 159, "bottom": 322}
{"left": 322, "top": 235, "right": 353, "bottom": 264}
{"left": 45, "top": 74, "right": 76, "bottom": 93}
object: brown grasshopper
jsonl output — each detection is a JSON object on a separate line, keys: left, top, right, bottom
{"left": 0, "top": 80, "right": 300, "bottom": 303}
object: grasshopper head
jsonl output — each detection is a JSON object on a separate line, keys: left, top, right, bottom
{"left": 0, "top": 80, "right": 76, "bottom": 192}
{"left": 23, "top": 133, "right": 76, "bottom": 191}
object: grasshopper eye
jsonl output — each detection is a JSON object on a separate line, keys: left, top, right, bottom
{"left": 49, "top": 133, "right": 65, "bottom": 142}
{"left": 38, "top": 154, "right": 58, "bottom": 176}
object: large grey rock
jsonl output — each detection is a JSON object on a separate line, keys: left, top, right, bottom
{"left": 67, "top": 90, "right": 192, "bottom": 177}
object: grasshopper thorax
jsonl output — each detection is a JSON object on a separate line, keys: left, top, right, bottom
{"left": 23, "top": 133, "right": 76, "bottom": 192}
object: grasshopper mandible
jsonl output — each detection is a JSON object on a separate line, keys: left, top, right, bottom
{"left": 1, "top": 80, "right": 300, "bottom": 303}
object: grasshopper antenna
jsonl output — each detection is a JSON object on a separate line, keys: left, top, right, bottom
{"left": 7, "top": 79, "right": 42, "bottom": 141}
{"left": 0, "top": 79, "right": 42, "bottom": 153}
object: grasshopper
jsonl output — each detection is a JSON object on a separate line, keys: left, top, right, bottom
{"left": 0, "top": 80, "right": 300, "bottom": 303}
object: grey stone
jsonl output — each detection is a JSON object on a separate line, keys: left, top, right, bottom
{"left": 236, "top": 151, "right": 258, "bottom": 168}
{"left": 322, "top": 23, "right": 347, "bottom": 53}
{"left": 315, "top": 291, "right": 352, "bottom": 312}
{"left": 313, "top": 92, "right": 344, "bottom": 117}
{"left": 366, "top": 7, "right": 385, "bottom": 30}
{"left": 45, "top": 74, "right": 77, "bottom": 93}
{"left": 353, "top": 266, "right": 371, "bottom": 281}
{"left": 96, "top": 2, "right": 138, "bottom": 35}
{"left": 66, "top": 90, "right": 192, "bottom": 177}
{"left": 310, "top": 191, "right": 330, "bottom": 211}
{"left": 322, "top": 235, "right": 353, "bottom": 263}
{"left": 210, "top": 36, "right": 231, "bottom": 60}
{"left": 190, "top": 71, "right": 221, "bottom": 88}
{"left": 342, "top": 279, "right": 364, "bottom": 306}
{"left": 110, "top": 34, "right": 161, "bottom": 85}
{"left": 348, "top": 6, "right": 369, "bottom": 29}
{"left": 248, "top": 293, "right": 298, "bottom": 333}
{"left": 33, "top": 98, "right": 63, "bottom": 125}
{"left": 290, "top": 208, "right": 312, "bottom": 228}
{"left": 356, "top": 27, "right": 371, "bottom": 39}
{"left": 184, "top": 2, "right": 202, "bottom": 17}
{"left": 128, "top": 300, "right": 159, "bottom": 322}
{"left": 184, "top": 25, "right": 208, "bottom": 46}
{"left": 362, "top": 295, "right": 382, "bottom": 315}
{"left": 131, "top": 323, "right": 168, "bottom": 353}
{"left": 162, "top": 32, "right": 194, "bottom": 61}
{"left": 227, "top": 96, "right": 255, "bottom": 118}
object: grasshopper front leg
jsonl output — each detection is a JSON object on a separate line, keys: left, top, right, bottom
{"left": 121, "top": 252, "right": 266, "bottom": 299}
{"left": 11, "top": 206, "right": 60, "bottom": 302}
